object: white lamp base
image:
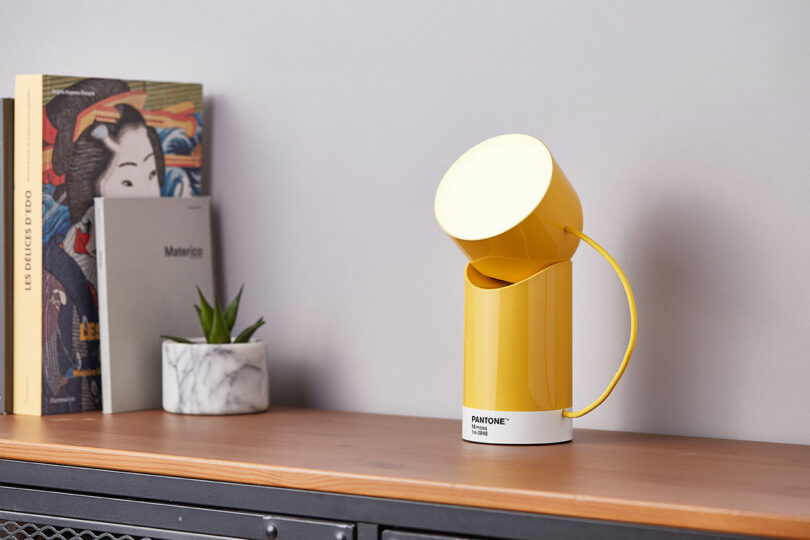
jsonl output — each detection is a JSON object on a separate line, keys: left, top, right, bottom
{"left": 462, "top": 406, "right": 572, "bottom": 445}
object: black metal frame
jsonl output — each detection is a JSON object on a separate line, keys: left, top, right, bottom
{"left": 0, "top": 459, "right": 754, "bottom": 540}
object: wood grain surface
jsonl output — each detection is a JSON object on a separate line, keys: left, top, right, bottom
{"left": 0, "top": 407, "right": 808, "bottom": 538}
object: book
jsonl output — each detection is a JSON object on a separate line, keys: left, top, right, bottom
{"left": 13, "top": 76, "right": 203, "bottom": 415}
{"left": 1, "top": 98, "right": 12, "bottom": 414}
{"left": 95, "top": 196, "right": 213, "bottom": 413}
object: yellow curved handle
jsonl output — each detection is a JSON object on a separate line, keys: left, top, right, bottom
{"left": 562, "top": 226, "right": 638, "bottom": 419}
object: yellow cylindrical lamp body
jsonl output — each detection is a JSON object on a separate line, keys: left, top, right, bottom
{"left": 463, "top": 261, "right": 573, "bottom": 444}
{"left": 464, "top": 262, "right": 572, "bottom": 413}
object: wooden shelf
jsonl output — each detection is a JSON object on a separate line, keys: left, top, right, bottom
{"left": 0, "top": 407, "right": 808, "bottom": 538}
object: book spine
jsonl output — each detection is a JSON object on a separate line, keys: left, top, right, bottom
{"left": 1, "top": 98, "right": 12, "bottom": 414}
{"left": 13, "top": 76, "right": 43, "bottom": 416}
{"left": 95, "top": 198, "right": 111, "bottom": 414}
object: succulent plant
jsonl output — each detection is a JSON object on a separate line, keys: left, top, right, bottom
{"left": 161, "top": 285, "right": 265, "bottom": 344}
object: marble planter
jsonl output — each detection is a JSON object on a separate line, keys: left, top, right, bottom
{"left": 162, "top": 339, "right": 269, "bottom": 415}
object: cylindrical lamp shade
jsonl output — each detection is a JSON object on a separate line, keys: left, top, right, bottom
{"left": 434, "top": 134, "right": 583, "bottom": 283}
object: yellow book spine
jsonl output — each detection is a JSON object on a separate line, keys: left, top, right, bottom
{"left": 13, "top": 75, "right": 43, "bottom": 415}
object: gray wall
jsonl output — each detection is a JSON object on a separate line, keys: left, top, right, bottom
{"left": 2, "top": 1, "right": 809, "bottom": 444}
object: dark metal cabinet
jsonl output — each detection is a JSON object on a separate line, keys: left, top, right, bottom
{"left": 0, "top": 460, "right": 752, "bottom": 540}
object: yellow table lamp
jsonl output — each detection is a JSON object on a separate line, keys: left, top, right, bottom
{"left": 435, "top": 134, "right": 637, "bottom": 444}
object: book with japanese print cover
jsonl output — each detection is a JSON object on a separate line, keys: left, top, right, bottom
{"left": 13, "top": 75, "right": 203, "bottom": 415}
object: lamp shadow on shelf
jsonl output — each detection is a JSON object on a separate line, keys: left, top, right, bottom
{"left": 618, "top": 193, "right": 754, "bottom": 436}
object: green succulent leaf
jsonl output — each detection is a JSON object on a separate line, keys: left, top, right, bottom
{"left": 224, "top": 284, "right": 244, "bottom": 332}
{"left": 160, "top": 335, "right": 193, "bottom": 344}
{"left": 234, "top": 317, "right": 265, "bottom": 343}
{"left": 208, "top": 300, "right": 232, "bottom": 344}
{"left": 196, "top": 286, "right": 214, "bottom": 337}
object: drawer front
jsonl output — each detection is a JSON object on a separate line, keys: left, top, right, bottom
{"left": 0, "top": 488, "right": 355, "bottom": 540}
{"left": 0, "top": 510, "right": 355, "bottom": 540}
{"left": 265, "top": 515, "right": 354, "bottom": 539}
{"left": 382, "top": 531, "right": 476, "bottom": 540}
{"left": 0, "top": 510, "right": 241, "bottom": 540}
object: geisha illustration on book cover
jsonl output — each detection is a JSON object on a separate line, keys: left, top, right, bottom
{"left": 39, "top": 76, "right": 202, "bottom": 414}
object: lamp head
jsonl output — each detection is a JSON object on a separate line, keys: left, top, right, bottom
{"left": 434, "top": 134, "right": 583, "bottom": 283}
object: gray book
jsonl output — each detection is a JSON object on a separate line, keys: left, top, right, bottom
{"left": 1, "top": 98, "right": 12, "bottom": 414}
{"left": 95, "top": 196, "right": 214, "bottom": 413}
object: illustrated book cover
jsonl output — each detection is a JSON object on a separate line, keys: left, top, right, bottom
{"left": 13, "top": 75, "right": 203, "bottom": 415}
{"left": 1, "top": 98, "right": 12, "bottom": 413}
{"left": 96, "top": 196, "right": 213, "bottom": 413}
